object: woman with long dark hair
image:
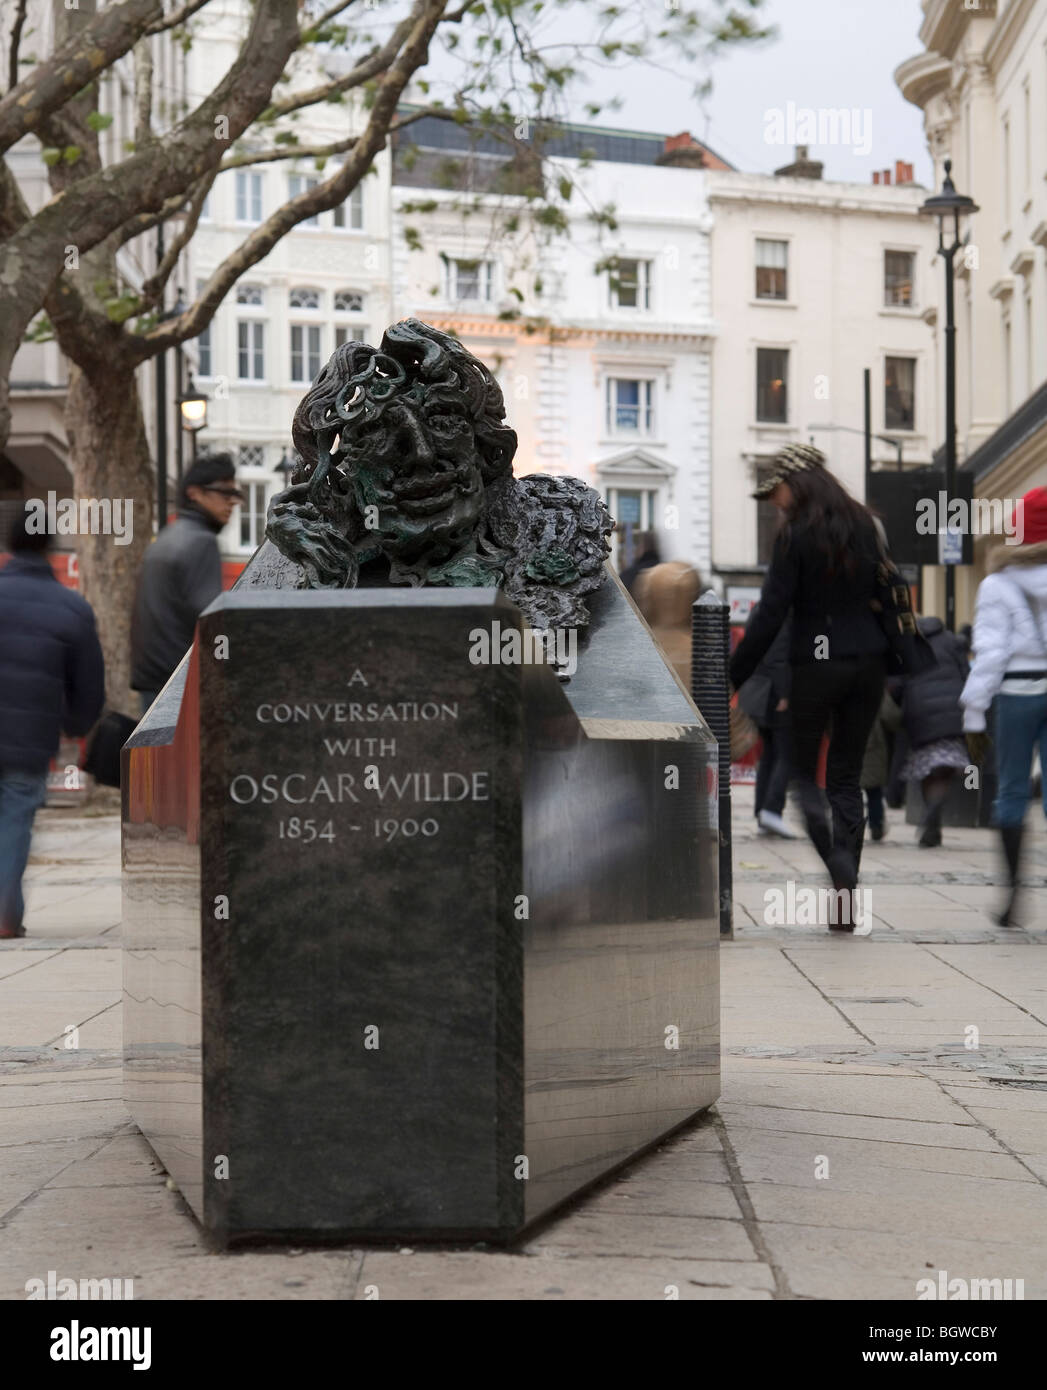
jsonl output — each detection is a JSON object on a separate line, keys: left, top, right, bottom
{"left": 729, "top": 444, "right": 890, "bottom": 927}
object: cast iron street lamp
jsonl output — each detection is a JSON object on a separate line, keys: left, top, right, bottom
{"left": 920, "top": 158, "right": 979, "bottom": 632}
{"left": 177, "top": 373, "right": 208, "bottom": 463}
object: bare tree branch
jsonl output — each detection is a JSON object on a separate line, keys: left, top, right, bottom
{"left": 6, "top": 0, "right": 29, "bottom": 95}
{"left": 0, "top": 0, "right": 302, "bottom": 451}
{"left": 263, "top": 7, "right": 421, "bottom": 120}
{"left": 444, "top": 0, "right": 480, "bottom": 20}
{"left": 300, "top": 0, "right": 359, "bottom": 35}
{"left": 138, "top": 171, "right": 215, "bottom": 305}
{"left": 0, "top": 0, "right": 163, "bottom": 154}
{"left": 136, "top": 0, "right": 448, "bottom": 358}
{"left": 387, "top": 103, "right": 466, "bottom": 135}
{"left": 6, "top": 0, "right": 300, "bottom": 266}
{"left": 44, "top": 268, "right": 119, "bottom": 372}
{"left": 220, "top": 135, "right": 357, "bottom": 170}
{"left": 0, "top": 156, "right": 31, "bottom": 238}
{"left": 119, "top": 189, "right": 197, "bottom": 246}
{"left": 134, "top": 36, "right": 154, "bottom": 146}
{"left": 143, "top": 0, "right": 212, "bottom": 37}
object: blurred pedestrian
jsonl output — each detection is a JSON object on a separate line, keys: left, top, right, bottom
{"left": 730, "top": 444, "right": 891, "bottom": 927}
{"left": 130, "top": 453, "right": 241, "bottom": 715}
{"left": 737, "top": 607, "right": 795, "bottom": 838}
{"left": 633, "top": 560, "right": 702, "bottom": 690}
{"left": 861, "top": 688, "right": 901, "bottom": 842}
{"left": 897, "top": 617, "right": 970, "bottom": 848}
{"left": 0, "top": 512, "right": 104, "bottom": 939}
{"left": 619, "top": 530, "right": 661, "bottom": 597}
{"left": 960, "top": 486, "right": 1047, "bottom": 925}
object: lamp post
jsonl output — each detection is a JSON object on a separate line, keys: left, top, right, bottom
{"left": 169, "top": 289, "right": 188, "bottom": 488}
{"left": 920, "top": 158, "right": 979, "bottom": 632}
{"left": 154, "top": 275, "right": 187, "bottom": 529}
{"left": 177, "top": 373, "right": 209, "bottom": 462}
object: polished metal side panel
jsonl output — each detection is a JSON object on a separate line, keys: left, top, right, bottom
{"left": 122, "top": 655, "right": 204, "bottom": 1221}
{"left": 522, "top": 668, "right": 719, "bottom": 1224}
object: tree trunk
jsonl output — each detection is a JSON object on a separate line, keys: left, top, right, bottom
{"left": 64, "top": 360, "right": 154, "bottom": 713}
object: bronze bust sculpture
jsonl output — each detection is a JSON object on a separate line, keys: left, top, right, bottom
{"left": 266, "top": 319, "right": 613, "bottom": 631}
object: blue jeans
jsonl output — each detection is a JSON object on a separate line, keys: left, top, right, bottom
{"left": 993, "top": 692, "right": 1047, "bottom": 828}
{"left": 0, "top": 771, "right": 48, "bottom": 931}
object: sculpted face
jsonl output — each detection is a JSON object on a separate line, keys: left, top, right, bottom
{"left": 345, "top": 382, "right": 486, "bottom": 562}
{"left": 271, "top": 321, "right": 613, "bottom": 631}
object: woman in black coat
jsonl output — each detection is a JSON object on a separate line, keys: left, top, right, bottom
{"left": 730, "top": 445, "right": 891, "bottom": 920}
{"left": 898, "top": 617, "right": 970, "bottom": 847}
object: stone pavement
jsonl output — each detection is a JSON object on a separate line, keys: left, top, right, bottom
{"left": 1, "top": 787, "right": 1045, "bottom": 1300}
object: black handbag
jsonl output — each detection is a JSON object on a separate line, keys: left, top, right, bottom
{"left": 83, "top": 711, "right": 138, "bottom": 788}
{"left": 870, "top": 537, "right": 937, "bottom": 677}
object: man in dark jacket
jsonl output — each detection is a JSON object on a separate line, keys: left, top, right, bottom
{"left": 0, "top": 514, "right": 105, "bottom": 938}
{"left": 131, "top": 453, "right": 241, "bottom": 713}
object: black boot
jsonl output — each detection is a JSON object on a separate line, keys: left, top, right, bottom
{"left": 918, "top": 799, "right": 944, "bottom": 847}
{"left": 828, "top": 812, "right": 866, "bottom": 886}
{"left": 997, "top": 824, "right": 1023, "bottom": 927}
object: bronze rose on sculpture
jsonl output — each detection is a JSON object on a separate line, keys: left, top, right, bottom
{"left": 265, "top": 318, "right": 613, "bottom": 631}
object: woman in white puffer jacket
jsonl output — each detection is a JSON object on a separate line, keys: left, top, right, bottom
{"left": 961, "top": 486, "right": 1047, "bottom": 925}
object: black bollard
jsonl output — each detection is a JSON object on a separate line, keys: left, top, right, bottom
{"left": 691, "top": 590, "right": 733, "bottom": 938}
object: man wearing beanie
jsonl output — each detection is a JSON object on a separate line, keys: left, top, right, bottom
{"left": 960, "top": 485, "right": 1047, "bottom": 925}
{"left": 130, "top": 452, "right": 242, "bottom": 713}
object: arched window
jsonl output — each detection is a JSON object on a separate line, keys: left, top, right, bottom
{"left": 289, "top": 287, "right": 321, "bottom": 310}
{"left": 334, "top": 290, "right": 367, "bottom": 347}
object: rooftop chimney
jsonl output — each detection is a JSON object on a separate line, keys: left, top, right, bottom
{"left": 656, "top": 132, "right": 707, "bottom": 169}
{"left": 774, "top": 144, "right": 823, "bottom": 180}
{"left": 895, "top": 159, "right": 914, "bottom": 185}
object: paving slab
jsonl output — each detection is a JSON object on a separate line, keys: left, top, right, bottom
{"left": 523, "top": 1211, "right": 759, "bottom": 1262}
{"left": 354, "top": 1252, "right": 774, "bottom": 1300}
{"left": 2, "top": 798, "right": 1045, "bottom": 1301}
{"left": 759, "top": 1221, "right": 1046, "bottom": 1301}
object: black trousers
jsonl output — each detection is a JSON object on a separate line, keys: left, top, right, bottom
{"left": 755, "top": 724, "right": 791, "bottom": 818}
{"left": 788, "top": 655, "right": 887, "bottom": 873}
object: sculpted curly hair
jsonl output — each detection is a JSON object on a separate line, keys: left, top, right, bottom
{"left": 268, "top": 317, "right": 613, "bottom": 629}
{"left": 290, "top": 318, "right": 517, "bottom": 486}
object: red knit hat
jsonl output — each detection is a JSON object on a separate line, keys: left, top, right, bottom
{"left": 1016, "top": 487, "right": 1047, "bottom": 545}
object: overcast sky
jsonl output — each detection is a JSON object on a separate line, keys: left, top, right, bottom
{"left": 581, "top": 0, "right": 935, "bottom": 188}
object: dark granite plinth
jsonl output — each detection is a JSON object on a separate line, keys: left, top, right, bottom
{"left": 123, "top": 565, "right": 719, "bottom": 1243}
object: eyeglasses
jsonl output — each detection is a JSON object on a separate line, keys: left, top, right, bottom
{"left": 202, "top": 486, "right": 243, "bottom": 499}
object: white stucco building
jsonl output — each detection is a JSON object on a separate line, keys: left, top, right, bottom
{"left": 186, "top": 7, "right": 392, "bottom": 568}
{"left": 707, "top": 151, "right": 940, "bottom": 598}
{"left": 897, "top": 0, "right": 1047, "bottom": 618}
{"left": 390, "top": 118, "right": 719, "bottom": 579}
